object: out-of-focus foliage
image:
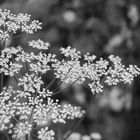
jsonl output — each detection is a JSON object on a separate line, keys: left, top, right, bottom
{"left": 1, "top": 0, "right": 140, "bottom": 140}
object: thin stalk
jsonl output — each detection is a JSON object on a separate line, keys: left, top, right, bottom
{"left": 0, "top": 72, "right": 3, "bottom": 92}
{"left": 52, "top": 67, "right": 72, "bottom": 92}
{"left": 52, "top": 80, "right": 62, "bottom": 93}
{"left": 14, "top": 75, "right": 24, "bottom": 91}
{"left": 0, "top": 40, "right": 6, "bottom": 92}
{"left": 63, "top": 113, "right": 86, "bottom": 140}
{"left": 12, "top": 116, "right": 20, "bottom": 124}
{"left": 52, "top": 77, "right": 81, "bottom": 96}
{"left": 62, "top": 74, "right": 108, "bottom": 140}
{"left": 14, "top": 75, "right": 19, "bottom": 84}
{"left": 25, "top": 61, "right": 30, "bottom": 74}
{"left": 28, "top": 104, "right": 36, "bottom": 125}
{"left": 11, "top": 33, "right": 24, "bottom": 39}
{"left": 4, "top": 131, "right": 10, "bottom": 140}
{"left": 26, "top": 135, "right": 28, "bottom": 140}
{"left": 46, "top": 78, "right": 56, "bottom": 90}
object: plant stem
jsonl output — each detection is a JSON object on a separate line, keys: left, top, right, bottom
{"left": 63, "top": 113, "right": 86, "bottom": 140}
{"left": 0, "top": 72, "right": 3, "bottom": 92}
{"left": 46, "top": 78, "right": 56, "bottom": 90}
{"left": 52, "top": 77, "right": 81, "bottom": 96}
{"left": 4, "top": 131, "right": 10, "bottom": 140}
{"left": 25, "top": 61, "right": 30, "bottom": 74}
{"left": 0, "top": 40, "right": 6, "bottom": 92}
{"left": 11, "top": 33, "right": 24, "bottom": 39}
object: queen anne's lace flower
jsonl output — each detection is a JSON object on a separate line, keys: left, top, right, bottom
{"left": 53, "top": 48, "right": 140, "bottom": 93}
{"left": 15, "top": 51, "right": 35, "bottom": 62}
{"left": 38, "top": 127, "right": 55, "bottom": 140}
{"left": 28, "top": 39, "right": 50, "bottom": 50}
{"left": 0, "top": 87, "right": 16, "bottom": 131}
{"left": 13, "top": 122, "right": 32, "bottom": 139}
{"left": 88, "top": 81, "right": 103, "bottom": 94}
{"left": 18, "top": 73, "right": 44, "bottom": 93}
{"left": 0, "top": 30, "right": 10, "bottom": 40}
{"left": 60, "top": 46, "right": 81, "bottom": 60}
{"left": 0, "top": 47, "right": 23, "bottom": 76}
{"left": 84, "top": 53, "right": 96, "bottom": 64}
{"left": 104, "top": 55, "right": 140, "bottom": 85}
{"left": 53, "top": 60, "right": 85, "bottom": 84}
{"left": 29, "top": 52, "right": 56, "bottom": 74}
{"left": 0, "top": 9, "right": 42, "bottom": 40}
{"left": 14, "top": 13, "right": 31, "bottom": 24}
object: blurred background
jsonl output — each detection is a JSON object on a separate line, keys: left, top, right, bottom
{"left": 1, "top": 0, "right": 140, "bottom": 140}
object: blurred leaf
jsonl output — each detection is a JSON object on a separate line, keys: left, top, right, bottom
{"left": 104, "top": 0, "right": 125, "bottom": 27}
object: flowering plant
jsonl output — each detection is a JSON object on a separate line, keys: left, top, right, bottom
{"left": 0, "top": 9, "right": 140, "bottom": 140}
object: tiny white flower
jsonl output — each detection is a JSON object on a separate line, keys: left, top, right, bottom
{"left": 38, "top": 127, "right": 55, "bottom": 140}
{"left": 28, "top": 39, "right": 50, "bottom": 50}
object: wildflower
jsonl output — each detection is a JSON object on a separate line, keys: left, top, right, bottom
{"left": 28, "top": 39, "right": 50, "bottom": 50}
{"left": 53, "top": 47, "right": 140, "bottom": 93}
{"left": 0, "top": 9, "right": 42, "bottom": 40}
{"left": 13, "top": 122, "right": 32, "bottom": 139}
{"left": 0, "top": 47, "right": 23, "bottom": 76}
{"left": 33, "top": 98, "right": 84, "bottom": 125}
{"left": 51, "top": 103, "right": 84, "bottom": 123}
{"left": 88, "top": 81, "right": 103, "bottom": 94}
{"left": 60, "top": 46, "right": 81, "bottom": 60}
{"left": 15, "top": 51, "right": 35, "bottom": 62}
{"left": 0, "top": 87, "right": 16, "bottom": 131}
{"left": 84, "top": 53, "right": 96, "bottom": 64}
{"left": 18, "top": 73, "right": 44, "bottom": 93}
{"left": 53, "top": 60, "right": 84, "bottom": 84}
{"left": 29, "top": 52, "right": 56, "bottom": 74}
{"left": 14, "top": 13, "right": 31, "bottom": 24}
{"left": 105, "top": 55, "right": 140, "bottom": 85}
{"left": 38, "top": 127, "right": 55, "bottom": 140}
{"left": 0, "top": 30, "right": 10, "bottom": 40}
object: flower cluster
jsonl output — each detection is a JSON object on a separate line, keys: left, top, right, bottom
{"left": 0, "top": 41, "right": 85, "bottom": 140}
{"left": 0, "top": 9, "right": 140, "bottom": 140}
{"left": 38, "top": 127, "right": 55, "bottom": 140}
{"left": 33, "top": 98, "right": 83, "bottom": 125}
{"left": 28, "top": 39, "right": 50, "bottom": 50}
{"left": 18, "top": 73, "right": 44, "bottom": 93}
{"left": 53, "top": 47, "right": 140, "bottom": 94}
{"left": 105, "top": 55, "right": 140, "bottom": 85}
{"left": 0, "top": 87, "right": 16, "bottom": 131}
{"left": 0, "top": 47, "right": 23, "bottom": 76}
{"left": 0, "top": 87, "right": 84, "bottom": 139}
{"left": 13, "top": 122, "right": 32, "bottom": 139}
{"left": 0, "top": 9, "right": 42, "bottom": 40}
{"left": 29, "top": 52, "right": 56, "bottom": 74}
